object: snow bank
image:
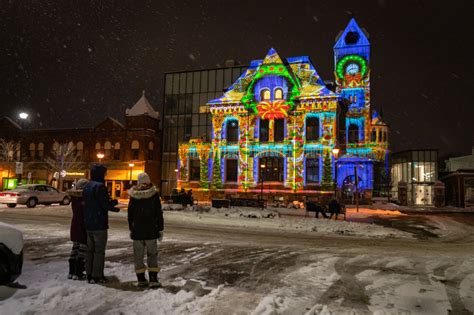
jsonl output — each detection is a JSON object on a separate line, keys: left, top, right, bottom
{"left": 0, "top": 221, "right": 23, "bottom": 254}
{"left": 163, "top": 207, "right": 412, "bottom": 239}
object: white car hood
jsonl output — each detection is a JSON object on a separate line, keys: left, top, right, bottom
{"left": 0, "top": 221, "right": 24, "bottom": 255}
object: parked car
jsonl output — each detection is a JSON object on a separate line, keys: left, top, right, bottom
{"left": 0, "top": 222, "right": 23, "bottom": 284}
{"left": 0, "top": 184, "right": 71, "bottom": 208}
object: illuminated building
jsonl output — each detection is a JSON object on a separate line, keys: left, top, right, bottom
{"left": 177, "top": 19, "right": 389, "bottom": 200}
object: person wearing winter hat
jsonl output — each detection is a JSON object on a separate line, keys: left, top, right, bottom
{"left": 66, "top": 178, "right": 89, "bottom": 280}
{"left": 127, "top": 172, "right": 164, "bottom": 288}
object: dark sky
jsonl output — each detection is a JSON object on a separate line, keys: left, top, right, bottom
{"left": 1, "top": 0, "right": 473, "bottom": 156}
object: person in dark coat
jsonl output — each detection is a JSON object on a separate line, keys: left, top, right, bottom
{"left": 306, "top": 201, "right": 328, "bottom": 218}
{"left": 128, "top": 172, "right": 164, "bottom": 288}
{"left": 66, "top": 178, "right": 88, "bottom": 280}
{"left": 83, "top": 164, "right": 119, "bottom": 284}
{"left": 328, "top": 199, "right": 341, "bottom": 220}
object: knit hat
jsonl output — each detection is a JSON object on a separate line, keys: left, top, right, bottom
{"left": 137, "top": 172, "right": 151, "bottom": 185}
{"left": 76, "top": 178, "right": 89, "bottom": 189}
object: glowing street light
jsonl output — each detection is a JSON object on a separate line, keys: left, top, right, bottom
{"left": 129, "top": 163, "right": 135, "bottom": 185}
{"left": 18, "top": 112, "right": 29, "bottom": 120}
{"left": 96, "top": 152, "right": 105, "bottom": 163}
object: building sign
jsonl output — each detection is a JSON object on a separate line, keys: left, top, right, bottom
{"left": 66, "top": 171, "right": 86, "bottom": 177}
{"left": 15, "top": 162, "right": 23, "bottom": 174}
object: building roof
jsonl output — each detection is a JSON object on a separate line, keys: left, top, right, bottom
{"left": 334, "top": 18, "right": 370, "bottom": 49}
{"left": 126, "top": 91, "right": 159, "bottom": 119}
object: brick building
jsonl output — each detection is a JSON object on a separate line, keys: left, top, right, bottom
{"left": 0, "top": 93, "right": 161, "bottom": 198}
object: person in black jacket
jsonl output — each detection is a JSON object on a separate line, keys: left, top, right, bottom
{"left": 328, "top": 199, "right": 341, "bottom": 220}
{"left": 127, "top": 172, "right": 164, "bottom": 288}
{"left": 83, "top": 164, "right": 119, "bottom": 284}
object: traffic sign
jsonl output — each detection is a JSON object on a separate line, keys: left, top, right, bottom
{"left": 15, "top": 162, "right": 23, "bottom": 174}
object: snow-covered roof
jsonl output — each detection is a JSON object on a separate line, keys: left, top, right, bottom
{"left": 126, "top": 91, "right": 159, "bottom": 119}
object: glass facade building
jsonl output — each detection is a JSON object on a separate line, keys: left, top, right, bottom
{"left": 161, "top": 66, "right": 247, "bottom": 195}
{"left": 390, "top": 150, "right": 438, "bottom": 205}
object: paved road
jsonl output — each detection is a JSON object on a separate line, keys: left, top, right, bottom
{"left": 1, "top": 206, "right": 474, "bottom": 314}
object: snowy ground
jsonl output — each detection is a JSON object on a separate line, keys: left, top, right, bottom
{"left": 0, "top": 204, "right": 474, "bottom": 314}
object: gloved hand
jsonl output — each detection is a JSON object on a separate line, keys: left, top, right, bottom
{"left": 158, "top": 231, "right": 163, "bottom": 242}
{"left": 110, "top": 207, "right": 120, "bottom": 212}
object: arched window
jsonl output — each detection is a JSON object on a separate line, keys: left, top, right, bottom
{"left": 226, "top": 120, "right": 239, "bottom": 142}
{"left": 148, "top": 141, "right": 154, "bottom": 160}
{"left": 348, "top": 124, "right": 359, "bottom": 144}
{"left": 306, "top": 117, "right": 320, "bottom": 141}
{"left": 76, "top": 141, "right": 84, "bottom": 157}
{"left": 114, "top": 142, "right": 121, "bottom": 160}
{"left": 53, "top": 142, "right": 60, "bottom": 151}
{"left": 95, "top": 142, "right": 101, "bottom": 150}
{"left": 37, "top": 143, "right": 44, "bottom": 160}
{"left": 274, "top": 88, "right": 283, "bottom": 100}
{"left": 29, "top": 143, "right": 36, "bottom": 160}
{"left": 260, "top": 89, "right": 271, "bottom": 101}
{"left": 131, "top": 140, "right": 140, "bottom": 160}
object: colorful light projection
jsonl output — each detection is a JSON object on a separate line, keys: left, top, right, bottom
{"left": 178, "top": 19, "right": 389, "bottom": 197}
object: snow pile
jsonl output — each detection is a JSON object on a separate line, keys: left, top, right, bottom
{"left": 0, "top": 221, "right": 23, "bottom": 254}
{"left": 164, "top": 209, "right": 412, "bottom": 239}
{"left": 0, "top": 261, "right": 218, "bottom": 315}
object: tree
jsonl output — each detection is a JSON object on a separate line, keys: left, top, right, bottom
{"left": 0, "top": 138, "right": 21, "bottom": 189}
{"left": 321, "top": 150, "right": 333, "bottom": 190}
{"left": 44, "top": 142, "right": 83, "bottom": 191}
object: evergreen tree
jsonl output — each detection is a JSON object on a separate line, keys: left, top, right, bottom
{"left": 211, "top": 151, "right": 222, "bottom": 189}
{"left": 321, "top": 151, "right": 333, "bottom": 190}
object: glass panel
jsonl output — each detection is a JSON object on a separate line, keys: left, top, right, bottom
{"left": 260, "top": 157, "right": 284, "bottom": 182}
{"left": 186, "top": 72, "right": 193, "bottom": 93}
{"left": 185, "top": 94, "right": 192, "bottom": 113}
{"left": 216, "top": 69, "right": 224, "bottom": 92}
{"left": 224, "top": 69, "right": 232, "bottom": 88}
{"left": 193, "top": 94, "right": 200, "bottom": 113}
{"left": 185, "top": 116, "right": 192, "bottom": 141}
{"left": 193, "top": 72, "right": 200, "bottom": 93}
{"left": 165, "top": 74, "right": 173, "bottom": 94}
{"left": 192, "top": 114, "right": 199, "bottom": 126}
{"left": 260, "top": 119, "right": 269, "bottom": 142}
{"left": 200, "top": 71, "right": 208, "bottom": 92}
{"left": 199, "top": 113, "right": 207, "bottom": 125}
{"left": 199, "top": 126, "right": 207, "bottom": 138}
{"left": 226, "top": 120, "right": 239, "bottom": 142}
{"left": 172, "top": 74, "right": 180, "bottom": 95}
{"left": 200, "top": 93, "right": 208, "bottom": 106}
{"left": 192, "top": 126, "right": 199, "bottom": 138}
{"left": 179, "top": 73, "right": 186, "bottom": 94}
{"left": 208, "top": 70, "right": 216, "bottom": 91}
{"left": 306, "top": 117, "right": 319, "bottom": 141}
{"left": 232, "top": 68, "right": 241, "bottom": 82}
{"left": 178, "top": 95, "right": 186, "bottom": 114}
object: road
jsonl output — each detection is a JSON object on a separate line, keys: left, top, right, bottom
{"left": 1, "top": 205, "right": 474, "bottom": 314}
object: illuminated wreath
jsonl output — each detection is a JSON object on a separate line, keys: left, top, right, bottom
{"left": 336, "top": 55, "right": 368, "bottom": 80}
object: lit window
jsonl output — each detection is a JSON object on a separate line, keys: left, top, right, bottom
{"left": 131, "top": 140, "right": 139, "bottom": 160}
{"left": 189, "top": 159, "right": 200, "bottom": 181}
{"left": 113, "top": 142, "right": 120, "bottom": 160}
{"left": 306, "top": 117, "right": 319, "bottom": 141}
{"left": 226, "top": 120, "right": 239, "bottom": 142}
{"left": 261, "top": 89, "right": 271, "bottom": 101}
{"left": 274, "top": 88, "right": 283, "bottom": 100}
{"left": 306, "top": 158, "right": 320, "bottom": 183}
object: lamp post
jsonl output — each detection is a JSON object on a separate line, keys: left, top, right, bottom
{"left": 129, "top": 163, "right": 135, "bottom": 186}
{"left": 260, "top": 163, "right": 265, "bottom": 204}
{"left": 97, "top": 152, "right": 105, "bottom": 164}
{"left": 332, "top": 147, "right": 340, "bottom": 200}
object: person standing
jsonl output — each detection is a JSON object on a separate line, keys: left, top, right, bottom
{"left": 83, "top": 164, "right": 119, "bottom": 284}
{"left": 328, "top": 199, "right": 341, "bottom": 220}
{"left": 128, "top": 172, "right": 164, "bottom": 288}
{"left": 66, "top": 178, "right": 89, "bottom": 280}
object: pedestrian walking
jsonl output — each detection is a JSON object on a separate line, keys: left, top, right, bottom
{"left": 66, "top": 178, "right": 88, "bottom": 280}
{"left": 83, "top": 164, "right": 119, "bottom": 284}
{"left": 128, "top": 172, "right": 164, "bottom": 288}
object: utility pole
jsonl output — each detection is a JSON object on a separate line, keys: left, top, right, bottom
{"left": 354, "top": 166, "right": 359, "bottom": 212}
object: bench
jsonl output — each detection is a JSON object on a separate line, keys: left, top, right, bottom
{"left": 230, "top": 197, "right": 265, "bottom": 208}
{"left": 211, "top": 199, "right": 230, "bottom": 208}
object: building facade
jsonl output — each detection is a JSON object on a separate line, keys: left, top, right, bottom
{"left": 441, "top": 148, "right": 474, "bottom": 208}
{"left": 161, "top": 64, "right": 248, "bottom": 195}
{"left": 0, "top": 93, "right": 161, "bottom": 198}
{"left": 390, "top": 149, "right": 438, "bottom": 205}
{"left": 177, "top": 19, "right": 389, "bottom": 201}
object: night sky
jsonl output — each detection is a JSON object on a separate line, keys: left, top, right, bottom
{"left": 1, "top": 0, "right": 473, "bottom": 157}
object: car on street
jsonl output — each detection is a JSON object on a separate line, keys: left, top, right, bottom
{"left": 0, "top": 184, "right": 71, "bottom": 208}
{"left": 0, "top": 221, "right": 23, "bottom": 285}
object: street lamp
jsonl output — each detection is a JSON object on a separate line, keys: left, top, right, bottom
{"left": 18, "top": 112, "right": 29, "bottom": 120}
{"left": 97, "top": 152, "right": 105, "bottom": 163}
{"left": 332, "top": 147, "right": 340, "bottom": 199}
{"left": 129, "top": 163, "right": 135, "bottom": 186}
